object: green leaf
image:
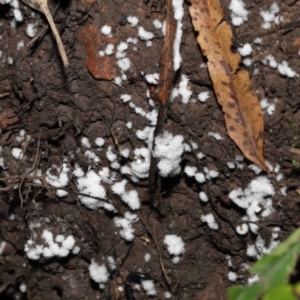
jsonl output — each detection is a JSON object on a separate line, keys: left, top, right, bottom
{"left": 293, "top": 282, "right": 300, "bottom": 297}
{"left": 228, "top": 283, "right": 264, "bottom": 300}
{"left": 250, "top": 228, "right": 300, "bottom": 289}
{"left": 270, "top": 227, "right": 300, "bottom": 256}
{"left": 262, "top": 285, "right": 296, "bottom": 300}
{"left": 251, "top": 242, "right": 300, "bottom": 288}
{"left": 228, "top": 228, "right": 300, "bottom": 300}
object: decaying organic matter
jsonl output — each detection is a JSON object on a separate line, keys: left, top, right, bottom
{"left": 189, "top": 0, "right": 268, "bottom": 171}
{"left": 0, "top": 0, "right": 300, "bottom": 299}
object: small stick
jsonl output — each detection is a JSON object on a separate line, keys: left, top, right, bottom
{"left": 148, "top": 0, "right": 177, "bottom": 187}
{"left": 19, "top": 129, "right": 41, "bottom": 207}
{"left": 0, "top": 92, "right": 10, "bottom": 99}
{"left": 26, "top": 1, "right": 61, "bottom": 48}
{"left": 136, "top": 210, "right": 172, "bottom": 286}
{"left": 282, "top": 145, "right": 300, "bottom": 156}
{"left": 21, "top": 0, "right": 69, "bottom": 67}
{"left": 49, "top": 0, "right": 73, "bottom": 60}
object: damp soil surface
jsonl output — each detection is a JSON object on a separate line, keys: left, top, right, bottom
{"left": 1, "top": 0, "right": 300, "bottom": 299}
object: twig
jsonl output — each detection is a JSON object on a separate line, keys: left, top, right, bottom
{"left": 26, "top": 1, "right": 61, "bottom": 48}
{"left": 49, "top": 0, "right": 73, "bottom": 60}
{"left": 145, "top": 0, "right": 155, "bottom": 18}
{"left": 241, "top": 221, "right": 281, "bottom": 233}
{"left": 148, "top": 0, "right": 177, "bottom": 187}
{"left": 136, "top": 210, "right": 172, "bottom": 286}
{"left": 282, "top": 145, "right": 300, "bottom": 156}
{"left": 18, "top": 129, "right": 41, "bottom": 207}
{"left": 21, "top": 0, "right": 69, "bottom": 67}
{"left": 0, "top": 93, "right": 10, "bottom": 99}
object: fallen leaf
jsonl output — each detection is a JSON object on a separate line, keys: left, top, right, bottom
{"left": 0, "top": 108, "right": 19, "bottom": 129}
{"left": 188, "top": 0, "right": 269, "bottom": 171}
{"left": 77, "top": 24, "right": 117, "bottom": 80}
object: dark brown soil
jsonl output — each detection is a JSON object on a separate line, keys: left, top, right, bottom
{"left": 1, "top": 0, "right": 300, "bottom": 299}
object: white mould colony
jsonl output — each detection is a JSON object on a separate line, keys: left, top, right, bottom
{"left": 0, "top": 0, "right": 295, "bottom": 293}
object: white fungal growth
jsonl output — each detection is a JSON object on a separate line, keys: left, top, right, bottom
{"left": 121, "top": 190, "right": 141, "bottom": 210}
{"left": 11, "top": 147, "right": 23, "bottom": 160}
{"left": 144, "top": 253, "right": 151, "bottom": 262}
{"left": 116, "top": 42, "right": 128, "bottom": 58}
{"left": 17, "top": 40, "right": 24, "bottom": 50}
{"left": 238, "top": 43, "right": 252, "bottom": 56}
{"left": 120, "top": 94, "right": 132, "bottom": 103}
{"left": 163, "top": 234, "right": 185, "bottom": 256}
{"left": 89, "top": 260, "right": 109, "bottom": 284}
{"left": 243, "top": 58, "right": 252, "bottom": 66}
{"left": 105, "top": 43, "right": 114, "bottom": 55}
{"left": 208, "top": 132, "right": 223, "bottom": 140}
{"left": 8, "top": 57, "right": 14, "bottom": 65}
{"left": 184, "top": 165, "right": 197, "bottom": 177}
{"left": 117, "top": 57, "right": 131, "bottom": 71}
{"left": 154, "top": 131, "right": 184, "bottom": 177}
{"left": 19, "top": 283, "right": 26, "bottom": 293}
{"left": 195, "top": 172, "right": 206, "bottom": 183}
{"left": 153, "top": 19, "right": 163, "bottom": 29}
{"left": 236, "top": 223, "right": 249, "bottom": 235}
{"left": 277, "top": 60, "right": 296, "bottom": 78}
{"left": 127, "top": 15, "right": 139, "bottom": 27}
{"left": 106, "top": 146, "right": 117, "bottom": 162}
{"left": 24, "top": 229, "right": 77, "bottom": 260}
{"left": 260, "top": 2, "right": 281, "bottom": 29}
{"left": 76, "top": 170, "right": 115, "bottom": 211}
{"left": 145, "top": 73, "right": 159, "bottom": 84}
{"left": 114, "top": 212, "right": 139, "bottom": 241}
{"left": 138, "top": 26, "right": 154, "bottom": 40}
{"left": 229, "top": 176, "right": 275, "bottom": 234}
{"left": 142, "top": 280, "right": 157, "bottom": 296}
{"left": 101, "top": 25, "right": 112, "bottom": 36}
{"left": 199, "top": 191, "right": 209, "bottom": 202}
{"left": 263, "top": 54, "right": 277, "bottom": 69}
{"left": 201, "top": 213, "right": 219, "bottom": 230}
{"left": 95, "top": 137, "right": 105, "bottom": 147}
{"left": 198, "top": 91, "right": 210, "bottom": 103}
{"left": 46, "top": 163, "right": 70, "bottom": 188}
{"left": 229, "top": 0, "right": 249, "bottom": 26}
{"left": 228, "top": 272, "right": 238, "bottom": 282}
{"left": 114, "top": 76, "right": 122, "bottom": 86}
{"left": 81, "top": 137, "right": 91, "bottom": 148}
{"left": 111, "top": 179, "right": 127, "bottom": 196}
{"left": 13, "top": 9, "right": 23, "bottom": 22}
{"left": 178, "top": 75, "right": 192, "bottom": 103}
{"left": 248, "top": 164, "right": 262, "bottom": 175}
{"left": 26, "top": 23, "right": 38, "bottom": 37}
{"left": 130, "top": 147, "right": 151, "bottom": 179}
{"left": 172, "top": 0, "right": 184, "bottom": 71}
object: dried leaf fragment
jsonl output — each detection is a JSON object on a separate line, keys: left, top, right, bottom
{"left": 0, "top": 108, "right": 19, "bottom": 129}
{"left": 189, "top": 0, "right": 269, "bottom": 171}
{"left": 77, "top": 25, "right": 117, "bottom": 80}
{"left": 155, "top": 0, "right": 177, "bottom": 105}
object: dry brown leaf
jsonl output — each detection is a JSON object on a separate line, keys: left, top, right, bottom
{"left": 188, "top": 0, "right": 269, "bottom": 171}
{"left": 77, "top": 25, "right": 117, "bottom": 80}
{"left": 150, "top": 0, "right": 176, "bottom": 105}
{"left": 0, "top": 108, "right": 19, "bottom": 129}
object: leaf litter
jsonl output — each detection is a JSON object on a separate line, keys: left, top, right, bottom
{"left": 188, "top": 0, "right": 269, "bottom": 172}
